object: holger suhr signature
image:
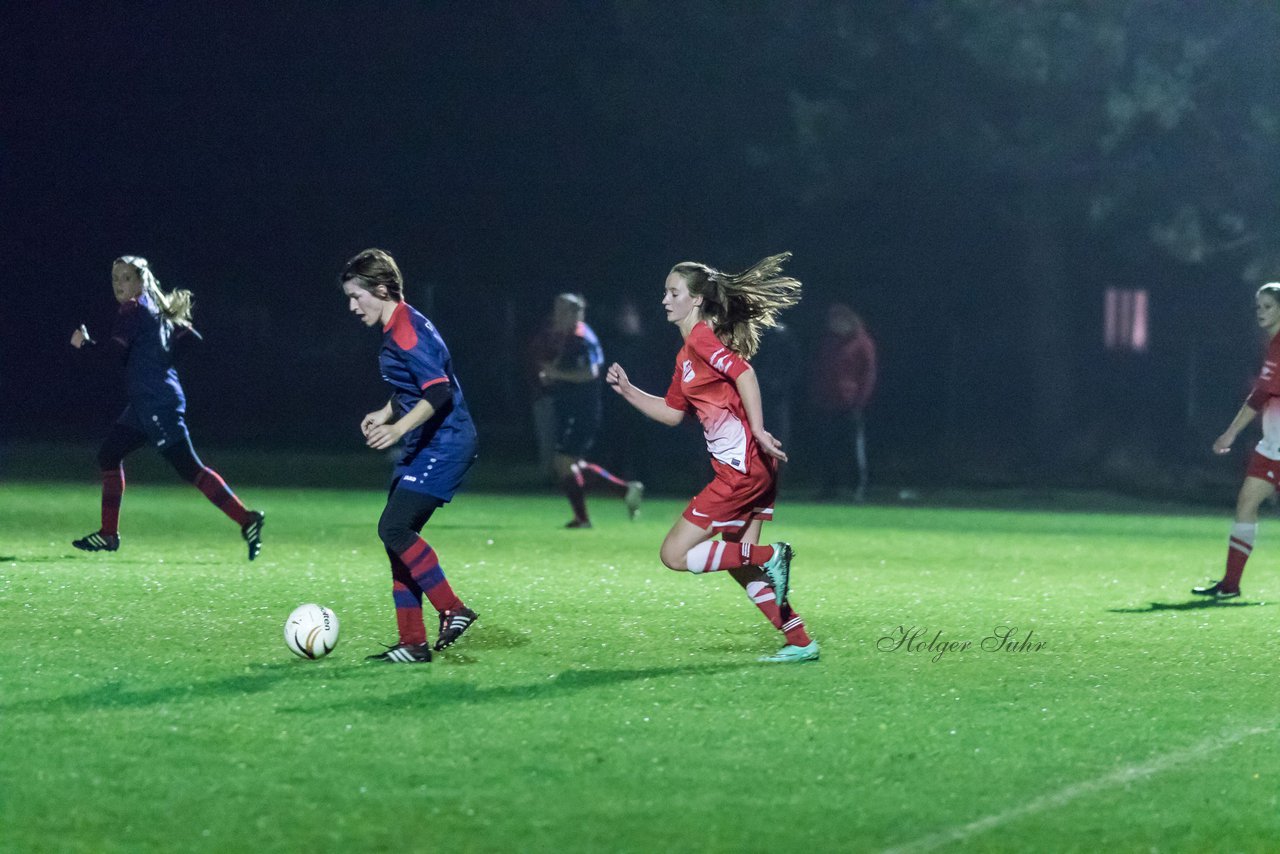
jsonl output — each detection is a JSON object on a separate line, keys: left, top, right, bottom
{"left": 877, "top": 625, "right": 1046, "bottom": 663}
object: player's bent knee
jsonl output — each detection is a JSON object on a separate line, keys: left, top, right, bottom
{"left": 658, "top": 546, "right": 687, "bottom": 572}
{"left": 377, "top": 514, "right": 415, "bottom": 553}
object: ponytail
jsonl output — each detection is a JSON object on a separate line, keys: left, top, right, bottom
{"left": 672, "top": 252, "right": 802, "bottom": 359}
{"left": 116, "top": 256, "right": 194, "bottom": 327}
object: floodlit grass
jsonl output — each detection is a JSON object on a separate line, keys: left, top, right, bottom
{"left": 2, "top": 481, "right": 1278, "bottom": 852}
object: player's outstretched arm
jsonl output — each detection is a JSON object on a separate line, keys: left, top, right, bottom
{"left": 607, "top": 362, "right": 684, "bottom": 426}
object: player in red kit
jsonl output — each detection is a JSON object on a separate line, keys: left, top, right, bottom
{"left": 607, "top": 252, "right": 818, "bottom": 662}
{"left": 1193, "top": 282, "right": 1280, "bottom": 600}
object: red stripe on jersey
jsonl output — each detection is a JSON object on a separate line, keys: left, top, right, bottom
{"left": 421, "top": 376, "right": 449, "bottom": 390}
{"left": 384, "top": 302, "right": 418, "bottom": 351}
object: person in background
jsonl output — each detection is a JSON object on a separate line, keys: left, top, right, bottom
{"left": 808, "top": 302, "right": 877, "bottom": 502}
{"left": 608, "top": 252, "right": 818, "bottom": 663}
{"left": 1193, "top": 282, "right": 1280, "bottom": 600}
{"left": 526, "top": 310, "right": 562, "bottom": 480}
{"left": 540, "top": 293, "right": 643, "bottom": 528}
{"left": 69, "top": 256, "right": 264, "bottom": 559}
{"left": 340, "top": 248, "right": 479, "bottom": 662}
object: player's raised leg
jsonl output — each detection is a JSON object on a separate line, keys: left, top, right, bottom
{"left": 161, "top": 434, "right": 265, "bottom": 560}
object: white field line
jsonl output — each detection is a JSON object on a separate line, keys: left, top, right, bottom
{"left": 882, "top": 724, "right": 1275, "bottom": 854}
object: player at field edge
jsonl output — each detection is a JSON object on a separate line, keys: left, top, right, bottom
{"left": 607, "top": 252, "right": 819, "bottom": 663}
{"left": 68, "top": 256, "right": 265, "bottom": 559}
{"left": 1193, "top": 282, "right": 1280, "bottom": 600}
{"left": 340, "top": 248, "right": 479, "bottom": 662}
{"left": 538, "top": 293, "right": 644, "bottom": 528}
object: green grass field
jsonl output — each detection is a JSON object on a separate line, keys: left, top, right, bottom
{"left": 2, "top": 480, "right": 1278, "bottom": 852}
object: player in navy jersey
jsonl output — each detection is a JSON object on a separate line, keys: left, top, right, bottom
{"left": 68, "top": 256, "right": 265, "bottom": 558}
{"left": 539, "top": 293, "right": 643, "bottom": 528}
{"left": 340, "top": 248, "right": 479, "bottom": 663}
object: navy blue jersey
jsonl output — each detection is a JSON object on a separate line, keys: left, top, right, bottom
{"left": 380, "top": 302, "right": 478, "bottom": 464}
{"left": 549, "top": 320, "right": 604, "bottom": 416}
{"left": 111, "top": 293, "right": 187, "bottom": 411}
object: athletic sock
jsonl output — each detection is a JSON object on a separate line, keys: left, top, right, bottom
{"left": 100, "top": 465, "right": 124, "bottom": 536}
{"left": 1221, "top": 522, "right": 1256, "bottom": 590}
{"left": 580, "top": 461, "right": 628, "bottom": 496}
{"left": 745, "top": 580, "right": 812, "bottom": 646}
{"left": 685, "top": 541, "right": 776, "bottom": 573}
{"left": 560, "top": 471, "right": 589, "bottom": 523}
{"left": 397, "top": 537, "right": 464, "bottom": 613}
{"left": 192, "top": 467, "right": 252, "bottom": 526}
{"left": 392, "top": 578, "right": 428, "bottom": 645}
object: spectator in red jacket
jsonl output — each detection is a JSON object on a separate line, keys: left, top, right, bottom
{"left": 808, "top": 303, "right": 877, "bottom": 501}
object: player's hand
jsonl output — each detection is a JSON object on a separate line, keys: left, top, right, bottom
{"left": 606, "top": 362, "right": 630, "bottom": 395}
{"left": 365, "top": 422, "right": 405, "bottom": 451}
{"left": 70, "top": 325, "right": 90, "bottom": 348}
{"left": 361, "top": 409, "right": 392, "bottom": 437}
{"left": 1212, "top": 432, "right": 1235, "bottom": 455}
{"left": 754, "top": 428, "right": 788, "bottom": 463}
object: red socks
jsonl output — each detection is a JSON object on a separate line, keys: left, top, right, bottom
{"left": 685, "top": 541, "right": 775, "bottom": 573}
{"left": 100, "top": 466, "right": 124, "bottom": 535}
{"left": 744, "top": 580, "right": 811, "bottom": 646}
{"left": 193, "top": 467, "right": 251, "bottom": 527}
{"left": 1222, "top": 522, "right": 1256, "bottom": 591}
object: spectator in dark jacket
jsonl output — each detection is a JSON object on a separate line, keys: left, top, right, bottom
{"left": 808, "top": 303, "right": 877, "bottom": 501}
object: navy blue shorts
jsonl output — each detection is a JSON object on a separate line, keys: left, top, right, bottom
{"left": 393, "top": 454, "right": 475, "bottom": 503}
{"left": 116, "top": 404, "right": 191, "bottom": 451}
{"left": 554, "top": 407, "right": 600, "bottom": 459}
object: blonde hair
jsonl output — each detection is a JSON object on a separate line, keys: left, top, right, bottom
{"left": 340, "top": 248, "right": 404, "bottom": 301}
{"left": 671, "top": 252, "right": 802, "bottom": 359}
{"left": 115, "top": 256, "right": 193, "bottom": 327}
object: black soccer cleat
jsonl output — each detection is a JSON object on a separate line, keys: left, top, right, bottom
{"left": 241, "top": 510, "right": 265, "bottom": 561}
{"left": 366, "top": 642, "right": 433, "bottom": 663}
{"left": 72, "top": 531, "right": 120, "bottom": 552}
{"left": 1191, "top": 581, "right": 1241, "bottom": 600}
{"left": 435, "top": 606, "right": 478, "bottom": 651}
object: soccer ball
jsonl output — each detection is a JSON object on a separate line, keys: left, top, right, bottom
{"left": 284, "top": 603, "right": 340, "bottom": 659}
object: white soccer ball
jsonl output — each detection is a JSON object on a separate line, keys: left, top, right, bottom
{"left": 284, "top": 603, "right": 340, "bottom": 659}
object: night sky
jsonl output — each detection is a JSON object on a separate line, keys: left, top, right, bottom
{"left": 3, "top": 3, "right": 1275, "bottom": 479}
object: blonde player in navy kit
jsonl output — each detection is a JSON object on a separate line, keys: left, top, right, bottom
{"left": 69, "top": 256, "right": 264, "bottom": 559}
{"left": 341, "top": 248, "right": 480, "bottom": 662}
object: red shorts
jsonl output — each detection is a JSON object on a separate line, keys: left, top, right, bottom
{"left": 682, "top": 457, "right": 778, "bottom": 533}
{"left": 1246, "top": 451, "right": 1280, "bottom": 490}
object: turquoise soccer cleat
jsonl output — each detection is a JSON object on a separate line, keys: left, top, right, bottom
{"left": 761, "top": 542, "right": 793, "bottom": 606}
{"left": 759, "top": 640, "right": 819, "bottom": 663}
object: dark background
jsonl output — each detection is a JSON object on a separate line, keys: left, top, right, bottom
{"left": 3, "top": 2, "right": 1278, "bottom": 493}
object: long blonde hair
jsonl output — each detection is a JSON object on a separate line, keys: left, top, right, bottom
{"left": 671, "top": 252, "right": 802, "bottom": 358}
{"left": 115, "top": 256, "right": 194, "bottom": 327}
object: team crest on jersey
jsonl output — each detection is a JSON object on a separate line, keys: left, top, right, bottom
{"left": 682, "top": 359, "right": 695, "bottom": 383}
